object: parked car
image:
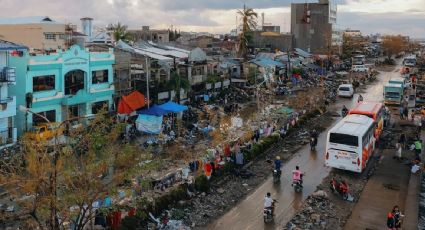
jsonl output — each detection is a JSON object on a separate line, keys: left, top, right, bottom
{"left": 338, "top": 84, "right": 354, "bottom": 98}
{"left": 351, "top": 65, "right": 369, "bottom": 72}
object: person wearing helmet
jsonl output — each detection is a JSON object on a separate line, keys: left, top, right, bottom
{"left": 274, "top": 156, "right": 282, "bottom": 176}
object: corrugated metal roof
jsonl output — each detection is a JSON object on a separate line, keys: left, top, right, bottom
{"left": 0, "top": 39, "right": 28, "bottom": 51}
{"left": 0, "top": 16, "right": 61, "bottom": 25}
{"left": 295, "top": 48, "right": 312, "bottom": 58}
{"left": 251, "top": 58, "right": 285, "bottom": 68}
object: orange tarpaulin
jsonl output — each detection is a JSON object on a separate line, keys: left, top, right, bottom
{"left": 117, "top": 91, "right": 145, "bottom": 114}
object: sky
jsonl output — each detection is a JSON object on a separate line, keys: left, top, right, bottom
{"left": 0, "top": 0, "right": 424, "bottom": 38}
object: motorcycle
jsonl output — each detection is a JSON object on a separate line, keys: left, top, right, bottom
{"left": 263, "top": 200, "right": 276, "bottom": 223}
{"left": 273, "top": 169, "right": 281, "bottom": 183}
{"left": 330, "top": 178, "right": 349, "bottom": 200}
{"left": 341, "top": 108, "right": 348, "bottom": 117}
{"left": 310, "top": 137, "right": 317, "bottom": 150}
{"left": 292, "top": 179, "right": 303, "bottom": 192}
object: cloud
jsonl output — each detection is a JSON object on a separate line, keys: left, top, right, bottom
{"left": 0, "top": 0, "right": 423, "bottom": 38}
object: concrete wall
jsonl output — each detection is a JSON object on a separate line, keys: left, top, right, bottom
{"left": 0, "top": 23, "right": 66, "bottom": 50}
{"left": 291, "top": 3, "right": 333, "bottom": 54}
{"left": 250, "top": 32, "right": 293, "bottom": 51}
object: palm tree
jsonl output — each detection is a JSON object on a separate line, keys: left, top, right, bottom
{"left": 109, "top": 22, "right": 133, "bottom": 43}
{"left": 237, "top": 5, "right": 258, "bottom": 59}
{"left": 167, "top": 71, "right": 190, "bottom": 103}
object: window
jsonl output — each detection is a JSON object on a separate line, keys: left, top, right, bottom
{"left": 362, "top": 126, "right": 374, "bottom": 147}
{"left": 329, "top": 133, "right": 358, "bottom": 147}
{"left": 44, "top": 33, "right": 56, "bottom": 40}
{"left": 385, "top": 92, "right": 400, "bottom": 98}
{"left": 339, "top": 87, "right": 350, "bottom": 91}
{"left": 33, "top": 75, "right": 55, "bottom": 92}
{"left": 33, "top": 110, "right": 56, "bottom": 126}
{"left": 92, "top": 70, "right": 108, "bottom": 84}
{"left": 68, "top": 105, "right": 79, "bottom": 119}
{"left": 59, "top": 34, "right": 67, "bottom": 40}
{"left": 92, "top": 101, "right": 109, "bottom": 114}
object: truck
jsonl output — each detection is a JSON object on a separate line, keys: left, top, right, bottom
{"left": 26, "top": 122, "right": 64, "bottom": 142}
{"left": 388, "top": 77, "right": 406, "bottom": 90}
{"left": 416, "top": 82, "right": 425, "bottom": 108}
{"left": 384, "top": 83, "right": 403, "bottom": 105}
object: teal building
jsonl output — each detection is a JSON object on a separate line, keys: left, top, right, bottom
{"left": 9, "top": 45, "right": 115, "bottom": 136}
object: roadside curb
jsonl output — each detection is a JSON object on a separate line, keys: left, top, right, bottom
{"left": 403, "top": 172, "right": 420, "bottom": 229}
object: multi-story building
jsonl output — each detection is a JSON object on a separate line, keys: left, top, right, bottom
{"left": 291, "top": 0, "right": 338, "bottom": 54}
{"left": 128, "top": 26, "right": 170, "bottom": 43}
{"left": 0, "top": 16, "right": 66, "bottom": 52}
{"left": 0, "top": 40, "right": 27, "bottom": 148}
{"left": 9, "top": 45, "right": 115, "bottom": 136}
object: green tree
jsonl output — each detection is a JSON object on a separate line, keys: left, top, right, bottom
{"left": 0, "top": 111, "right": 145, "bottom": 230}
{"left": 109, "top": 22, "right": 133, "bottom": 43}
{"left": 167, "top": 71, "right": 190, "bottom": 103}
{"left": 237, "top": 5, "right": 258, "bottom": 59}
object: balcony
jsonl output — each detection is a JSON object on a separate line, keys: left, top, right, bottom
{"left": 0, "top": 96, "right": 16, "bottom": 119}
{"left": 0, "top": 127, "right": 17, "bottom": 148}
{"left": 0, "top": 67, "right": 16, "bottom": 83}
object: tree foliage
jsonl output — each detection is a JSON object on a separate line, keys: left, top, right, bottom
{"left": 0, "top": 110, "right": 145, "bottom": 229}
{"left": 381, "top": 35, "right": 406, "bottom": 58}
{"left": 109, "top": 22, "right": 133, "bottom": 43}
{"left": 237, "top": 5, "right": 258, "bottom": 59}
{"left": 167, "top": 71, "right": 190, "bottom": 103}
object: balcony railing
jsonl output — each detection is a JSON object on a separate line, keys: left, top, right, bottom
{"left": 0, "top": 97, "right": 14, "bottom": 105}
{"left": 0, "top": 67, "right": 16, "bottom": 83}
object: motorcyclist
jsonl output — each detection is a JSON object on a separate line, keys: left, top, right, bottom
{"left": 292, "top": 166, "right": 303, "bottom": 187}
{"left": 357, "top": 94, "right": 363, "bottom": 103}
{"left": 264, "top": 192, "right": 275, "bottom": 214}
{"left": 274, "top": 156, "right": 282, "bottom": 176}
{"left": 342, "top": 105, "right": 348, "bottom": 117}
{"left": 310, "top": 129, "right": 319, "bottom": 146}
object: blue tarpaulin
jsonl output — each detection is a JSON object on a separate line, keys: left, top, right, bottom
{"left": 136, "top": 114, "right": 163, "bottom": 134}
{"left": 137, "top": 105, "right": 169, "bottom": 116}
{"left": 158, "top": 101, "right": 188, "bottom": 113}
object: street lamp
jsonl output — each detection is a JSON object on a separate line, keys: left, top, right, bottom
{"left": 19, "top": 105, "right": 51, "bottom": 131}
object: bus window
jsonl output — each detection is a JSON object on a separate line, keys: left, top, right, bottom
{"left": 329, "top": 133, "right": 358, "bottom": 147}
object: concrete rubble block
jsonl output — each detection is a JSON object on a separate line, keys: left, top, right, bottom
{"left": 312, "top": 190, "right": 328, "bottom": 198}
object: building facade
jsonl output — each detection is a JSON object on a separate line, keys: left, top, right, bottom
{"left": 0, "top": 40, "right": 27, "bottom": 148}
{"left": 9, "top": 45, "right": 115, "bottom": 136}
{"left": 291, "top": 0, "right": 337, "bottom": 54}
{"left": 128, "top": 26, "right": 170, "bottom": 43}
{"left": 0, "top": 16, "right": 66, "bottom": 52}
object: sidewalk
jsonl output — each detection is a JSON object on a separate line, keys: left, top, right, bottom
{"left": 344, "top": 149, "right": 412, "bottom": 230}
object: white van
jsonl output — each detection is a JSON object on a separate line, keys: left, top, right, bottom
{"left": 338, "top": 84, "right": 354, "bottom": 98}
{"left": 325, "top": 114, "right": 375, "bottom": 173}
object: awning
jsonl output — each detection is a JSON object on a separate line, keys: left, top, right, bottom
{"left": 117, "top": 91, "right": 146, "bottom": 114}
{"left": 158, "top": 101, "right": 188, "bottom": 113}
{"left": 137, "top": 105, "right": 169, "bottom": 116}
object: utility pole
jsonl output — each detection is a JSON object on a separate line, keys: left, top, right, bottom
{"left": 145, "top": 57, "right": 150, "bottom": 109}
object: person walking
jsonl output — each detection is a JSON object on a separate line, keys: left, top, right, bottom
{"left": 392, "top": 205, "right": 404, "bottom": 229}
{"left": 395, "top": 142, "right": 402, "bottom": 159}
{"left": 387, "top": 211, "right": 396, "bottom": 230}
{"left": 415, "top": 139, "right": 422, "bottom": 160}
{"left": 399, "top": 133, "right": 407, "bottom": 150}
{"left": 399, "top": 107, "right": 404, "bottom": 120}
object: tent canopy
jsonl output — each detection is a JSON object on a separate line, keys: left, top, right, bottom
{"left": 137, "top": 105, "right": 169, "bottom": 116}
{"left": 158, "top": 101, "right": 188, "bottom": 113}
{"left": 117, "top": 91, "right": 145, "bottom": 114}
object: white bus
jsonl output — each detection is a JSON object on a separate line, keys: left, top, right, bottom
{"left": 325, "top": 114, "right": 375, "bottom": 173}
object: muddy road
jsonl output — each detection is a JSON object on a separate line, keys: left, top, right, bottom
{"left": 207, "top": 67, "right": 400, "bottom": 230}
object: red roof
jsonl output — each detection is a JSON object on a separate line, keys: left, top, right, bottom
{"left": 117, "top": 91, "right": 146, "bottom": 114}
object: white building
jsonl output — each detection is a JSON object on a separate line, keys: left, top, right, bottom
{"left": 0, "top": 40, "right": 27, "bottom": 149}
